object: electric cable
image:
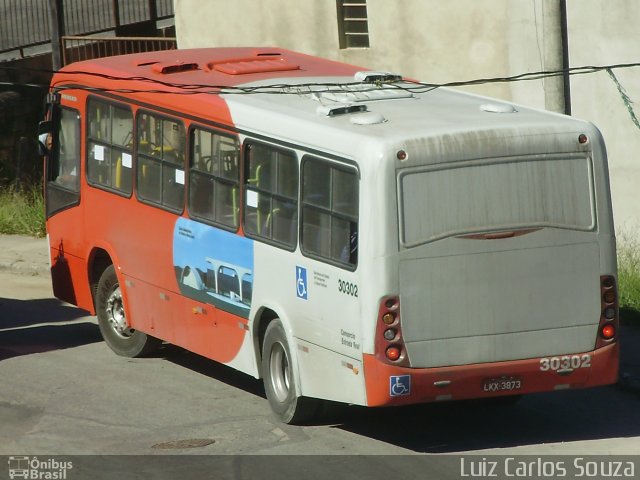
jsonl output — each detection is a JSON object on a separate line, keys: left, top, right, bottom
{"left": 1, "top": 60, "right": 639, "bottom": 131}
{"left": 1, "top": 61, "right": 640, "bottom": 96}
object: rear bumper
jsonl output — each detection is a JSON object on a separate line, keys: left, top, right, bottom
{"left": 362, "top": 342, "right": 619, "bottom": 407}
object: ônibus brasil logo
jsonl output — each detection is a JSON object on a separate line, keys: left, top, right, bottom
{"left": 8, "top": 456, "right": 73, "bottom": 480}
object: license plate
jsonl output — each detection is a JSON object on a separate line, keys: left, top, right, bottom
{"left": 482, "top": 376, "right": 522, "bottom": 393}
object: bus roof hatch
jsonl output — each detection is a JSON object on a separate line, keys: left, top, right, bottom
{"left": 206, "top": 57, "right": 301, "bottom": 75}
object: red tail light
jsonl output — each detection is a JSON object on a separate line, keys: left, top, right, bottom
{"left": 375, "top": 296, "right": 409, "bottom": 366}
{"left": 386, "top": 346, "right": 401, "bottom": 361}
{"left": 596, "top": 275, "right": 618, "bottom": 349}
{"left": 601, "top": 324, "right": 616, "bottom": 340}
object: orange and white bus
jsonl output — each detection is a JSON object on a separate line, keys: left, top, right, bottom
{"left": 41, "top": 47, "right": 619, "bottom": 423}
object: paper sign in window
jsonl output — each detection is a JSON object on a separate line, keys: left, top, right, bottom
{"left": 247, "top": 190, "right": 259, "bottom": 208}
{"left": 175, "top": 169, "right": 185, "bottom": 185}
{"left": 122, "top": 153, "right": 132, "bottom": 169}
{"left": 94, "top": 145, "right": 105, "bottom": 161}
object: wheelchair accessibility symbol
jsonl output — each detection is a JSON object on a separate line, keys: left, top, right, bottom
{"left": 390, "top": 375, "right": 411, "bottom": 397}
{"left": 296, "top": 266, "right": 308, "bottom": 300}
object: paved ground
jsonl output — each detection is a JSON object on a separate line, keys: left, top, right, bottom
{"left": 1, "top": 268, "right": 639, "bottom": 457}
{"left": 0, "top": 234, "right": 49, "bottom": 276}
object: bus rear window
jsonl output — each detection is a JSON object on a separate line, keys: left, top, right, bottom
{"left": 399, "top": 156, "right": 595, "bottom": 247}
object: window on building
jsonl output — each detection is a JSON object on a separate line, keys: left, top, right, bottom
{"left": 189, "top": 127, "right": 240, "bottom": 229}
{"left": 136, "top": 112, "right": 186, "bottom": 212}
{"left": 243, "top": 141, "right": 298, "bottom": 249}
{"left": 301, "top": 157, "right": 358, "bottom": 268}
{"left": 336, "top": 1, "right": 370, "bottom": 49}
{"left": 87, "top": 98, "right": 134, "bottom": 195}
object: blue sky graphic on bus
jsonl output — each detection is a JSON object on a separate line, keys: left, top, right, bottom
{"left": 173, "top": 218, "right": 254, "bottom": 318}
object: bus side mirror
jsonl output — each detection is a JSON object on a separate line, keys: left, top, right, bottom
{"left": 38, "top": 120, "right": 53, "bottom": 156}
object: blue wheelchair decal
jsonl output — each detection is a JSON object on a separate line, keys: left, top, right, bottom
{"left": 390, "top": 375, "right": 411, "bottom": 397}
{"left": 296, "top": 266, "right": 308, "bottom": 300}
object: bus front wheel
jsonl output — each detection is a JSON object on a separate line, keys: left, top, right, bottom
{"left": 261, "top": 319, "right": 319, "bottom": 424}
{"left": 96, "top": 265, "right": 161, "bottom": 357}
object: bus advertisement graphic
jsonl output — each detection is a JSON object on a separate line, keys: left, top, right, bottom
{"left": 173, "top": 218, "right": 254, "bottom": 319}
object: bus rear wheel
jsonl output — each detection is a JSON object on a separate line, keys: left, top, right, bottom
{"left": 261, "top": 319, "right": 319, "bottom": 424}
{"left": 96, "top": 265, "right": 161, "bottom": 357}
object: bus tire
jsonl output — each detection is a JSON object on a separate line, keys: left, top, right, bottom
{"left": 96, "top": 265, "right": 161, "bottom": 357}
{"left": 261, "top": 319, "right": 319, "bottom": 424}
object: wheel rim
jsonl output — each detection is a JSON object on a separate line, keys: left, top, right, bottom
{"left": 268, "top": 342, "right": 291, "bottom": 403}
{"left": 105, "top": 286, "right": 133, "bottom": 339}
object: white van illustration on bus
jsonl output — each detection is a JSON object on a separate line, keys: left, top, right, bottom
{"left": 174, "top": 218, "right": 254, "bottom": 318}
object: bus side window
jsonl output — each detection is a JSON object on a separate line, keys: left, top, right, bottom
{"left": 301, "top": 157, "right": 358, "bottom": 268}
{"left": 243, "top": 141, "right": 298, "bottom": 249}
{"left": 86, "top": 97, "right": 133, "bottom": 196}
{"left": 189, "top": 127, "right": 240, "bottom": 229}
{"left": 45, "top": 106, "right": 81, "bottom": 218}
{"left": 136, "top": 112, "right": 185, "bottom": 212}
{"left": 53, "top": 108, "right": 81, "bottom": 191}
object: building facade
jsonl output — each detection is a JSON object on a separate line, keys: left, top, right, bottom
{"left": 174, "top": 0, "right": 639, "bottom": 236}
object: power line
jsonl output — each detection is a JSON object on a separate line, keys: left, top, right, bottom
{"left": 607, "top": 68, "right": 640, "bottom": 131}
{"left": 2, "top": 60, "right": 640, "bottom": 95}
{"left": 1, "top": 61, "right": 639, "bottom": 131}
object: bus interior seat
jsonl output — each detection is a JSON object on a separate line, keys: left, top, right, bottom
{"left": 190, "top": 175, "right": 214, "bottom": 218}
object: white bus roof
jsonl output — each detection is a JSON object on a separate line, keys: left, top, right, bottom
{"left": 223, "top": 76, "right": 595, "bottom": 164}
{"left": 56, "top": 47, "right": 596, "bottom": 164}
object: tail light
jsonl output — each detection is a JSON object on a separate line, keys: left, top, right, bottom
{"left": 596, "top": 275, "right": 618, "bottom": 349}
{"left": 601, "top": 324, "right": 616, "bottom": 340}
{"left": 375, "top": 296, "right": 410, "bottom": 366}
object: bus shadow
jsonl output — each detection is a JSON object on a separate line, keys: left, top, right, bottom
{"left": 151, "top": 324, "right": 640, "bottom": 452}
{"left": 0, "top": 297, "right": 100, "bottom": 361}
{"left": 0, "top": 297, "right": 88, "bottom": 330}
{"left": 333, "top": 324, "right": 640, "bottom": 452}
{"left": 158, "top": 344, "right": 266, "bottom": 399}
{"left": 0, "top": 322, "right": 102, "bottom": 361}
{"left": 331, "top": 384, "right": 639, "bottom": 452}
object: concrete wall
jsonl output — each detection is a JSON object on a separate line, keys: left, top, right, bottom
{"left": 175, "top": 0, "right": 525, "bottom": 99}
{"left": 175, "top": 0, "right": 640, "bottom": 235}
{"left": 566, "top": 0, "right": 640, "bottom": 236}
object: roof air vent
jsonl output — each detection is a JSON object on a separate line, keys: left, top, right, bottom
{"left": 316, "top": 104, "right": 368, "bottom": 117}
{"left": 480, "top": 103, "right": 518, "bottom": 113}
{"left": 206, "top": 57, "right": 300, "bottom": 75}
{"left": 354, "top": 71, "right": 403, "bottom": 83}
{"left": 151, "top": 61, "right": 199, "bottom": 74}
{"left": 137, "top": 61, "right": 159, "bottom": 67}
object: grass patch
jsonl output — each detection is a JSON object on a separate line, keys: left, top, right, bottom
{"left": 0, "top": 184, "right": 46, "bottom": 238}
{"left": 618, "top": 233, "right": 640, "bottom": 324}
